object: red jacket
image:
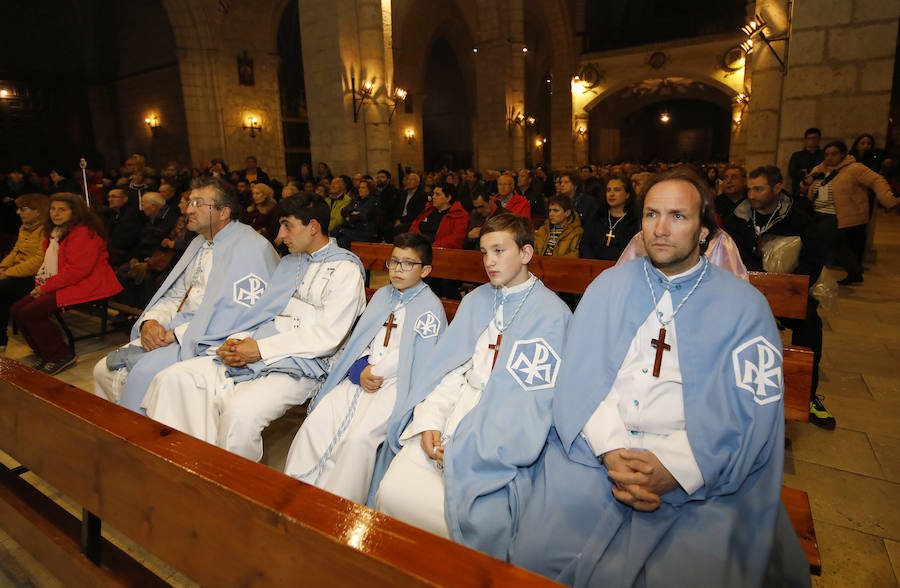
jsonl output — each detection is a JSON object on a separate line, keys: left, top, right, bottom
{"left": 493, "top": 192, "right": 531, "bottom": 218}
{"left": 411, "top": 200, "right": 469, "bottom": 249}
{"left": 41, "top": 225, "right": 123, "bottom": 307}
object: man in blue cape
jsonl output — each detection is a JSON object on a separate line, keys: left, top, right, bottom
{"left": 93, "top": 176, "right": 279, "bottom": 412}
{"left": 284, "top": 232, "right": 446, "bottom": 503}
{"left": 509, "top": 167, "right": 810, "bottom": 587}
{"left": 372, "top": 213, "right": 571, "bottom": 561}
{"left": 143, "top": 193, "right": 366, "bottom": 462}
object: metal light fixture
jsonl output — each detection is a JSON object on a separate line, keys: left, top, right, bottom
{"left": 242, "top": 116, "right": 263, "bottom": 138}
{"left": 144, "top": 114, "right": 161, "bottom": 135}
{"left": 388, "top": 87, "right": 407, "bottom": 123}
{"left": 0, "top": 89, "right": 9, "bottom": 98}
{"left": 740, "top": 13, "right": 787, "bottom": 72}
{"left": 405, "top": 128, "right": 415, "bottom": 144}
{"left": 352, "top": 76, "right": 374, "bottom": 123}
{"left": 575, "top": 125, "right": 587, "bottom": 137}
{"left": 734, "top": 92, "right": 750, "bottom": 106}
{"left": 659, "top": 110, "right": 671, "bottom": 123}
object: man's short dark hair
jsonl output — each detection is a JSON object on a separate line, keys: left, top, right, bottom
{"left": 246, "top": 155, "right": 257, "bottom": 162}
{"left": 637, "top": 167, "right": 719, "bottom": 252}
{"left": 580, "top": 165, "right": 592, "bottom": 172}
{"left": 377, "top": 169, "right": 392, "bottom": 178}
{"left": 748, "top": 165, "right": 783, "bottom": 187}
{"left": 437, "top": 182, "right": 456, "bottom": 201}
{"left": 824, "top": 140, "right": 848, "bottom": 155}
{"left": 279, "top": 192, "right": 330, "bottom": 233}
{"left": 190, "top": 175, "right": 241, "bottom": 219}
{"left": 723, "top": 164, "right": 747, "bottom": 178}
{"left": 804, "top": 128, "right": 821, "bottom": 138}
{"left": 480, "top": 212, "right": 535, "bottom": 249}
{"left": 393, "top": 231, "right": 433, "bottom": 266}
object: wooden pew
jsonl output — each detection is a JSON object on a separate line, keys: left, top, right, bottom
{"left": 0, "top": 358, "right": 558, "bottom": 587}
{"left": 355, "top": 242, "right": 819, "bottom": 574}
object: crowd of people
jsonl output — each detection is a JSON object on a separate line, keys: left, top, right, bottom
{"left": 0, "top": 129, "right": 897, "bottom": 585}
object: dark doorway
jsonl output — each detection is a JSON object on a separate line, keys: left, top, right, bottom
{"left": 278, "top": 0, "right": 310, "bottom": 178}
{"left": 620, "top": 99, "right": 730, "bottom": 162}
{"left": 422, "top": 38, "right": 472, "bottom": 171}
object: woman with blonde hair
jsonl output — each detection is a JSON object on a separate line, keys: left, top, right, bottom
{"left": 241, "top": 183, "right": 281, "bottom": 243}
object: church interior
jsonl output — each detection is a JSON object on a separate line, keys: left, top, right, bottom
{"left": 1, "top": 0, "right": 900, "bottom": 586}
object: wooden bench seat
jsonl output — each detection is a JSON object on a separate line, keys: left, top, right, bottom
{"left": 0, "top": 358, "right": 557, "bottom": 586}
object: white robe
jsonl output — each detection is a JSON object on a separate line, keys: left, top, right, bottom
{"left": 374, "top": 277, "right": 533, "bottom": 537}
{"left": 143, "top": 253, "right": 365, "bottom": 462}
{"left": 92, "top": 243, "right": 213, "bottom": 402}
{"left": 283, "top": 306, "right": 405, "bottom": 503}
{"left": 582, "top": 261, "right": 705, "bottom": 494}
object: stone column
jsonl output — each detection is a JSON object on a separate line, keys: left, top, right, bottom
{"left": 299, "top": 0, "right": 393, "bottom": 176}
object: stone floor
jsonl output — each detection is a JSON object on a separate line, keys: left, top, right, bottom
{"left": 1, "top": 212, "right": 900, "bottom": 586}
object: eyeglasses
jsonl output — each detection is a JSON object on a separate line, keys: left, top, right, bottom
{"left": 188, "top": 199, "right": 219, "bottom": 209}
{"left": 385, "top": 259, "right": 423, "bottom": 271}
{"left": 16, "top": 206, "right": 33, "bottom": 212}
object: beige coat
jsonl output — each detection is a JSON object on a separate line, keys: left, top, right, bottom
{"left": 807, "top": 154, "right": 897, "bottom": 228}
{"left": 0, "top": 222, "right": 46, "bottom": 277}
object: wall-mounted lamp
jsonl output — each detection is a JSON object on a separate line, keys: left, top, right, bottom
{"left": 388, "top": 87, "right": 407, "bottom": 123}
{"left": 352, "top": 76, "right": 374, "bottom": 123}
{"left": 144, "top": 114, "right": 161, "bottom": 135}
{"left": 575, "top": 126, "right": 587, "bottom": 137}
{"left": 734, "top": 92, "right": 750, "bottom": 106}
{"left": 522, "top": 46, "right": 528, "bottom": 53}
{"left": 507, "top": 107, "right": 536, "bottom": 135}
{"left": 535, "top": 138, "right": 547, "bottom": 148}
{"left": 242, "top": 116, "right": 263, "bottom": 138}
{"left": 405, "top": 128, "right": 415, "bottom": 144}
{"left": 740, "top": 13, "right": 787, "bottom": 72}
{"left": 659, "top": 110, "right": 671, "bottom": 123}
{"left": 0, "top": 89, "right": 9, "bottom": 98}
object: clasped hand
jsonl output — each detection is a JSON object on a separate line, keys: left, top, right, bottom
{"left": 603, "top": 448, "right": 678, "bottom": 512}
{"left": 140, "top": 319, "right": 175, "bottom": 351}
{"left": 216, "top": 338, "right": 262, "bottom": 367}
{"left": 420, "top": 430, "right": 445, "bottom": 467}
{"left": 359, "top": 365, "right": 383, "bottom": 393}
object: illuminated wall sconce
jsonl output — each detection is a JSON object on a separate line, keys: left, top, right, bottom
{"left": 144, "top": 114, "right": 161, "bottom": 135}
{"left": 506, "top": 108, "right": 535, "bottom": 135}
{"left": 352, "top": 76, "right": 374, "bottom": 123}
{"left": 0, "top": 89, "right": 9, "bottom": 98}
{"left": 535, "top": 138, "right": 547, "bottom": 148}
{"left": 659, "top": 110, "right": 671, "bottom": 123}
{"left": 734, "top": 92, "right": 750, "bottom": 106}
{"left": 242, "top": 116, "right": 263, "bottom": 138}
{"left": 405, "top": 128, "right": 415, "bottom": 144}
{"left": 740, "top": 13, "right": 787, "bottom": 72}
{"left": 575, "top": 126, "right": 587, "bottom": 138}
{"left": 388, "top": 87, "right": 407, "bottom": 123}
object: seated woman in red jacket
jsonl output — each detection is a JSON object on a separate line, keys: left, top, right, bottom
{"left": 10, "top": 192, "right": 122, "bottom": 375}
{"left": 410, "top": 183, "right": 468, "bottom": 249}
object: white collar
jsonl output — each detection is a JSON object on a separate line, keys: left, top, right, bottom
{"left": 501, "top": 273, "right": 536, "bottom": 296}
{"left": 654, "top": 258, "right": 704, "bottom": 282}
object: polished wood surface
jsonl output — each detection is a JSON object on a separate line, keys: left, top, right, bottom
{"left": 781, "top": 486, "right": 822, "bottom": 575}
{"left": 783, "top": 346, "right": 813, "bottom": 423}
{"left": 0, "top": 358, "right": 559, "bottom": 587}
{"left": 352, "top": 243, "right": 809, "bottom": 318}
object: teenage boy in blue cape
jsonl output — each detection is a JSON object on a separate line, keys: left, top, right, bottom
{"left": 509, "top": 168, "right": 809, "bottom": 587}
{"left": 372, "top": 213, "right": 571, "bottom": 560}
{"left": 93, "top": 176, "right": 279, "bottom": 411}
{"left": 283, "top": 232, "right": 446, "bottom": 504}
{"left": 142, "top": 193, "right": 366, "bottom": 462}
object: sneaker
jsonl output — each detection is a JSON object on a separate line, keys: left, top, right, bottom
{"left": 22, "top": 356, "right": 46, "bottom": 370}
{"left": 40, "top": 355, "right": 77, "bottom": 376}
{"left": 809, "top": 396, "right": 836, "bottom": 429}
{"left": 837, "top": 274, "right": 863, "bottom": 285}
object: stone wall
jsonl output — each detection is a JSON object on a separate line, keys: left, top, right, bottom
{"left": 744, "top": 0, "right": 900, "bottom": 177}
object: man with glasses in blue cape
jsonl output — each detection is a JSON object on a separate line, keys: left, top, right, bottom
{"left": 143, "top": 193, "right": 366, "bottom": 462}
{"left": 93, "top": 176, "right": 279, "bottom": 412}
{"left": 510, "top": 168, "right": 809, "bottom": 587}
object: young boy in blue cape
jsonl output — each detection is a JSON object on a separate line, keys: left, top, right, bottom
{"left": 509, "top": 167, "right": 810, "bottom": 587}
{"left": 283, "top": 232, "right": 446, "bottom": 504}
{"left": 372, "top": 213, "right": 571, "bottom": 560}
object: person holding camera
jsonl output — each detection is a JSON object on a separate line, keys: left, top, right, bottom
{"left": 802, "top": 140, "right": 898, "bottom": 285}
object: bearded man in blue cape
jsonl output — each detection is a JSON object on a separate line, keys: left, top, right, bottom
{"left": 93, "top": 176, "right": 279, "bottom": 412}
{"left": 510, "top": 168, "right": 810, "bottom": 587}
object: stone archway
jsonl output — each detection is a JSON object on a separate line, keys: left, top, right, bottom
{"left": 586, "top": 77, "right": 734, "bottom": 162}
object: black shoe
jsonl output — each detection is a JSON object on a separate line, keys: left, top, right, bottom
{"left": 837, "top": 274, "right": 863, "bottom": 285}
{"left": 40, "top": 355, "right": 77, "bottom": 376}
{"left": 809, "top": 395, "right": 836, "bottom": 429}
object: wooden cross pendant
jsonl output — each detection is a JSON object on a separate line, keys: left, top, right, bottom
{"left": 650, "top": 327, "right": 671, "bottom": 378}
{"left": 605, "top": 230, "right": 615, "bottom": 247}
{"left": 382, "top": 313, "right": 398, "bottom": 346}
{"left": 488, "top": 333, "right": 503, "bottom": 370}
